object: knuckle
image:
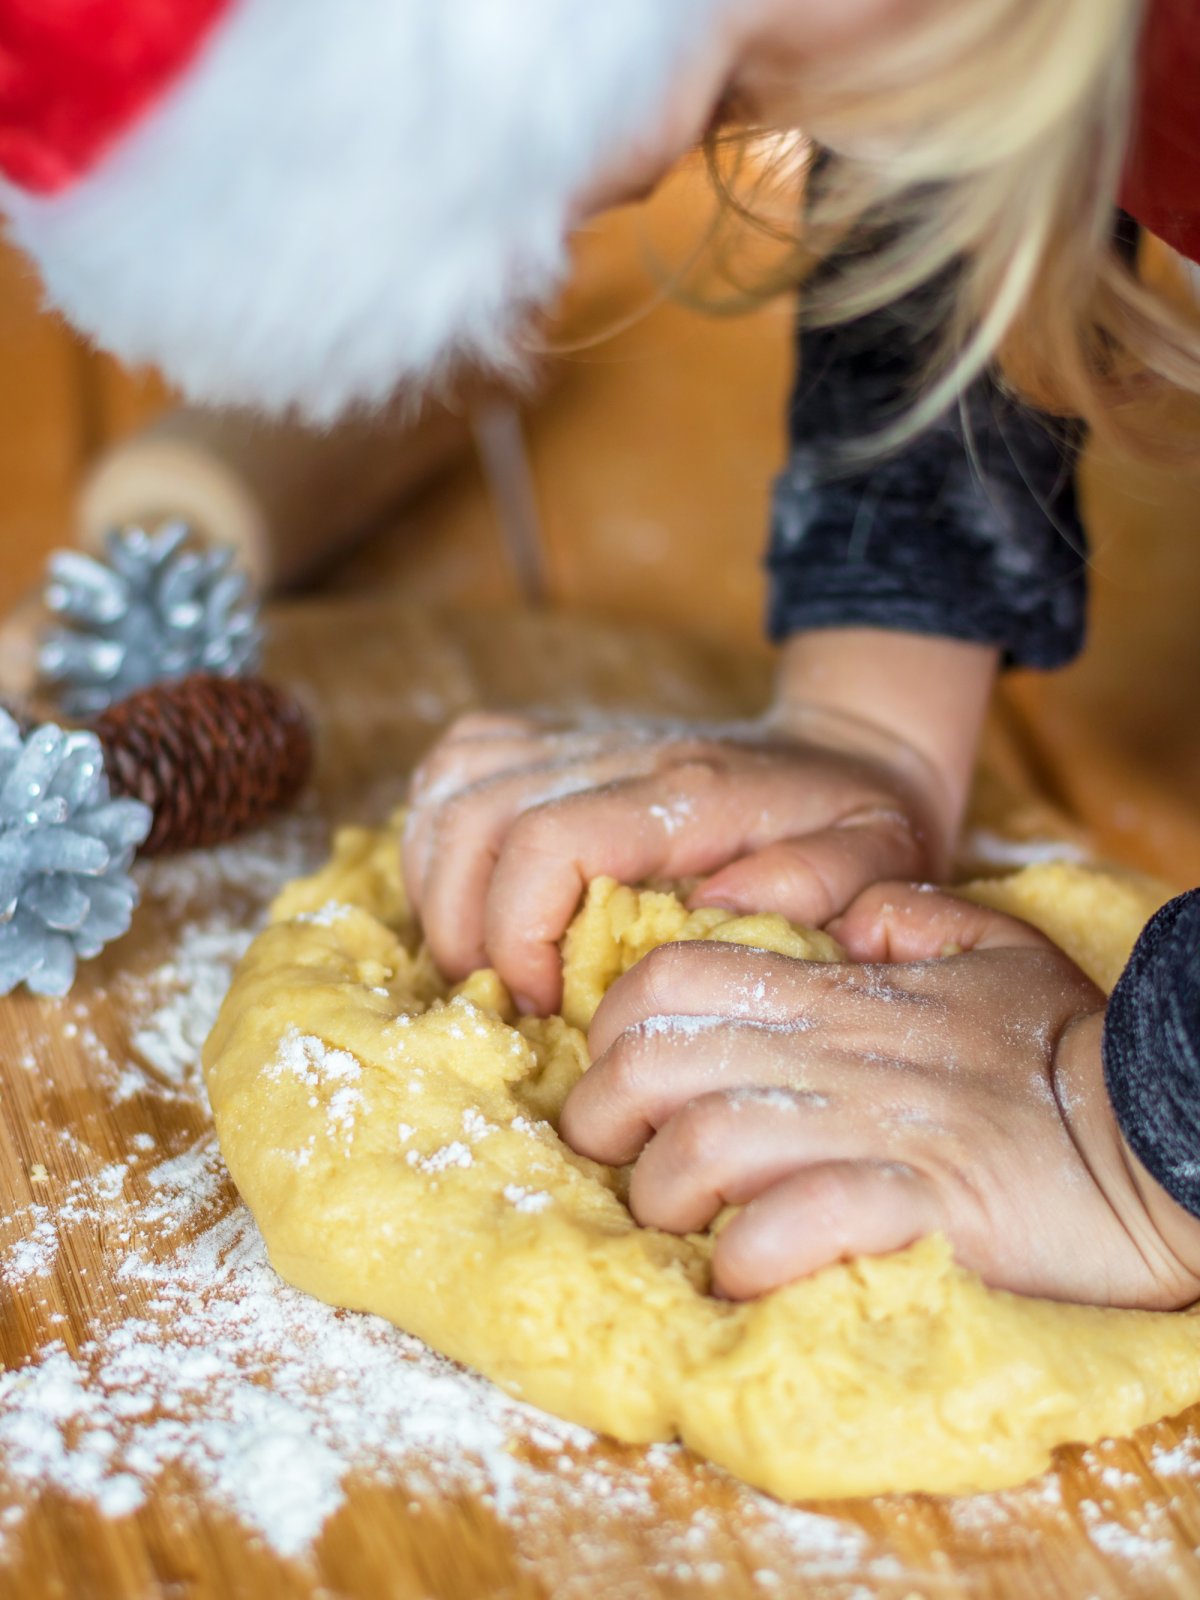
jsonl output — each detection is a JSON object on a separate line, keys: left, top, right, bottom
{"left": 637, "top": 942, "right": 696, "bottom": 1014}
{"left": 666, "top": 755, "right": 724, "bottom": 793}
{"left": 445, "top": 711, "right": 518, "bottom": 740}
{"left": 851, "top": 807, "right": 926, "bottom": 873}
{"left": 408, "top": 752, "right": 445, "bottom": 801}
{"left": 781, "top": 951, "right": 843, "bottom": 1005}
{"left": 872, "top": 805, "right": 922, "bottom": 848}
{"left": 852, "top": 879, "right": 904, "bottom": 918}
{"left": 410, "top": 747, "right": 477, "bottom": 808}
{"left": 603, "top": 1035, "right": 651, "bottom": 1107}
{"left": 794, "top": 1164, "right": 862, "bottom": 1241}
{"left": 780, "top": 850, "right": 838, "bottom": 924}
{"left": 503, "top": 802, "right": 577, "bottom": 867}
{"left": 669, "top": 1095, "right": 731, "bottom": 1174}
{"left": 431, "top": 785, "right": 486, "bottom": 844}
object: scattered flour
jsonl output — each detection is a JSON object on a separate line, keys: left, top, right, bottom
{"left": 461, "top": 1107, "right": 498, "bottom": 1141}
{"left": 1, "top": 1208, "right": 58, "bottom": 1287}
{"left": 648, "top": 798, "right": 695, "bottom": 836}
{"left": 295, "top": 901, "right": 356, "bottom": 927}
{"left": 406, "top": 1141, "right": 473, "bottom": 1174}
{"left": 1, "top": 815, "right": 1194, "bottom": 1592}
{"left": 0, "top": 817, "right": 898, "bottom": 1589}
{"left": 271, "top": 1028, "right": 363, "bottom": 1091}
{"left": 960, "top": 829, "right": 1091, "bottom": 870}
{"left": 1152, "top": 1440, "right": 1200, "bottom": 1477}
{"left": 126, "top": 920, "right": 257, "bottom": 1100}
{"left": 503, "top": 1185, "right": 554, "bottom": 1215}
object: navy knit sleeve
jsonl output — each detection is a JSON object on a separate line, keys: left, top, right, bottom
{"left": 766, "top": 293, "right": 1089, "bottom": 670}
{"left": 1103, "top": 891, "right": 1200, "bottom": 1217}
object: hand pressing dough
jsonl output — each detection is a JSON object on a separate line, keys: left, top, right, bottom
{"left": 203, "top": 826, "right": 1200, "bottom": 1500}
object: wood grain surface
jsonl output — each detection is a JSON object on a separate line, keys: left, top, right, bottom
{"left": 2, "top": 600, "right": 1199, "bottom": 1600}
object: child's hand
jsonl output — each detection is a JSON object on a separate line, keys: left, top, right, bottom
{"left": 403, "top": 708, "right": 940, "bottom": 1013}
{"left": 404, "top": 629, "right": 997, "bottom": 1014}
{"left": 559, "top": 887, "right": 1200, "bottom": 1311}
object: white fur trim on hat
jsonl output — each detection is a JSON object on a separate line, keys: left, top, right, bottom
{"left": 0, "top": 0, "right": 723, "bottom": 421}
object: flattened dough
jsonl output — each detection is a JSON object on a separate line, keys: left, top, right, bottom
{"left": 203, "top": 826, "right": 1200, "bottom": 1499}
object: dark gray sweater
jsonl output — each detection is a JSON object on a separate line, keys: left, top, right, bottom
{"left": 766, "top": 273, "right": 1200, "bottom": 1217}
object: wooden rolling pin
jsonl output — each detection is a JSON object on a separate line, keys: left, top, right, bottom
{"left": 75, "top": 401, "right": 478, "bottom": 594}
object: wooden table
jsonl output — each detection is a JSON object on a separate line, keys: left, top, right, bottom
{"left": 3, "top": 600, "right": 1199, "bottom": 1600}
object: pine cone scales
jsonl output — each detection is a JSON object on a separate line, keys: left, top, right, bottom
{"left": 40, "top": 523, "right": 262, "bottom": 715}
{"left": 0, "top": 712, "right": 152, "bottom": 995}
{"left": 94, "top": 675, "right": 314, "bottom": 856}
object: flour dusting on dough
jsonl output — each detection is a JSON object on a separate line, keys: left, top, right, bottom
{"left": 2, "top": 815, "right": 1195, "bottom": 1586}
{"left": 203, "top": 821, "right": 1200, "bottom": 1502}
{"left": 505, "top": 1184, "right": 554, "bottom": 1214}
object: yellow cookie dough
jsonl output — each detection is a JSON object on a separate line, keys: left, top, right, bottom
{"left": 203, "top": 823, "right": 1200, "bottom": 1500}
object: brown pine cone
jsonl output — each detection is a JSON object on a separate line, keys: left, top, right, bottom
{"left": 93, "top": 673, "right": 314, "bottom": 855}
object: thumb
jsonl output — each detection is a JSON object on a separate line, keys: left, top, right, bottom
{"left": 828, "top": 882, "right": 1053, "bottom": 963}
{"left": 689, "top": 812, "right": 924, "bottom": 929}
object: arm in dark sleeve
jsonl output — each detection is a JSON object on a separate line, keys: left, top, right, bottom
{"left": 767, "top": 281, "right": 1089, "bottom": 670}
{"left": 1104, "top": 891, "right": 1200, "bottom": 1217}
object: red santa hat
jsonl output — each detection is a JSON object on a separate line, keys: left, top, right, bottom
{"left": 0, "top": 0, "right": 725, "bottom": 420}
{"left": 1120, "top": 0, "right": 1200, "bottom": 268}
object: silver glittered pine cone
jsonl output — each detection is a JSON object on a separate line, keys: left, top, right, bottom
{"left": 39, "top": 522, "right": 263, "bottom": 716}
{"left": 0, "top": 710, "right": 152, "bottom": 996}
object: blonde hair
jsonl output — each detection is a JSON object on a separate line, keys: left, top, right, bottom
{"left": 701, "top": 0, "right": 1200, "bottom": 458}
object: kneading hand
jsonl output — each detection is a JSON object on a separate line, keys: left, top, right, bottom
{"left": 403, "top": 708, "right": 941, "bottom": 1015}
{"left": 559, "top": 886, "right": 1200, "bottom": 1312}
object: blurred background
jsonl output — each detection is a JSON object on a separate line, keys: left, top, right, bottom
{"left": 1, "top": 160, "right": 1198, "bottom": 887}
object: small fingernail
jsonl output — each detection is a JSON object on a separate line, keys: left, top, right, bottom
{"left": 688, "top": 890, "right": 734, "bottom": 911}
{"left": 513, "top": 992, "right": 540, "bottom": 1017}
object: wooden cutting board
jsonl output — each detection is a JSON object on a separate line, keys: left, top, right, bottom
{"left": 2, "top": 599, "right": 1199, "bottom": 1600}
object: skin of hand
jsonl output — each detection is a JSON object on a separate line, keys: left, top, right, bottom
{"left": 558, "top": 885, "right": 1200, "bottom": 1312}
{"left": 404, "top": 629, "right": 997, "bottom": 1014}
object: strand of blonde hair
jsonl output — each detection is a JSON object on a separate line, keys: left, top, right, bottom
{"left": 695, "top": 0, "right": 1200, "bottom": 459}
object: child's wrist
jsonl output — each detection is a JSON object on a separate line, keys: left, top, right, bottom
{"left": 1056, "top": 1010, "right": 1200, "bottom": 1301}
{"left": 771, "top": 628, "right": 998, "bottom": 856}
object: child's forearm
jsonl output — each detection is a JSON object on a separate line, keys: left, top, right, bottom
{"left": 772, "top": 627, "right": 998, "bottom": 861}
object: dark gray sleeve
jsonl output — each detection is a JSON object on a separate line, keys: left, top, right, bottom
{"left": 766, "top": 289, "right": 1089, "bottom": 670}
{"left": 1103, "top": 891, "right": 1200, "bottom": 1218}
